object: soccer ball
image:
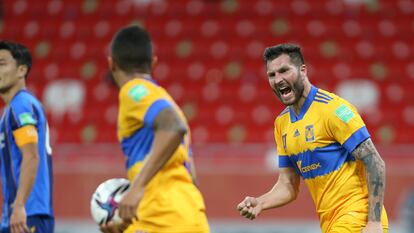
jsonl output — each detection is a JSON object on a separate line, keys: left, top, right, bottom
{"left": 90, "top": 178, "right": 130, "bottom": 225}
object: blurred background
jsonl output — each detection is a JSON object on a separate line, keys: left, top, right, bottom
{"left": 1, "top": 0, "right": 414, "bottom": 232}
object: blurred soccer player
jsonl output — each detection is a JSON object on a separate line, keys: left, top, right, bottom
{"left": 100, "top": 25, "right": 209, "bottom": 233}
{"left": 0, "top": 41, "right": 54, "bottom": 233}
{"left": 237, "top": 44, "right": 388, "bottom": 233}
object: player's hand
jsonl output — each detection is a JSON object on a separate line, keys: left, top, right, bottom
{"left": 118, "top": 188, "right": 144, "bottom": 222}
{"left": 99, "top": 220, "right": 131, "bottom": 233}
{"left": 361, "top": 221, "right": 383, "bottom": 233}
{"left": 237, "top": 196, "right": 262, "bottom": 220}
{"left": 10, "top": 204, "right": 30, "bottom": 233}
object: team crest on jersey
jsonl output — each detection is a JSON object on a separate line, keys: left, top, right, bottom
{"left": 305, "top": 125, "right": 315, "bottom": 142}
{"left": 282, "top": 133, "right": 287, "bottom": 150}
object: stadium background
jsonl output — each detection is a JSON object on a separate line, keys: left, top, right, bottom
{"left": 1, "top": 0, "right": 414, "bottom": 232}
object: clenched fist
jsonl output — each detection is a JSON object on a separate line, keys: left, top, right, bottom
{"left": 237, "top": 196, "right": 263, "bottom": 220}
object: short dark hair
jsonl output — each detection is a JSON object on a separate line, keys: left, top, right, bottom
{"left": 263, "top": 43, "right": 305, "bottom": 67}
{"left": 111, "top": 25, "right": 152, "bottom": 73}
{"left": 0, "top": 41, "right": 32, "bottom": 78}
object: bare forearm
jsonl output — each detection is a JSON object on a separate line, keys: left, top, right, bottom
{"left": 131, "top": 107, "right": 187, "bottom": 191}
{"left": 237, "top": 167, "right": 299, "bottom": 220}
{"left": 15, "top": 153, "right": 39, "bottom": 205}
{"left": 364, "top": 155, "right": 386, "bottom": 221}
{"left": 132, "top": 131, "right": 183, "bottom": 189}
{"left": 257, "top": 182, "right": 298, "bottom": 210}
{"left": 352, "top": 139, "right": 386, "bottom": 222}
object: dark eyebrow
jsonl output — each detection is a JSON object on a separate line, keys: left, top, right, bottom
{"left": 267, "top": 71, "right": 275, "bottom": 77}
{"left": 268, "top": 65, "right": 290, "bottom": 76}
{"left": 277, "top": 65, "right": 290, "bottom": 72}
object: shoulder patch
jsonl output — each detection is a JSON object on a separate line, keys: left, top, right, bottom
{"left": 128, "top": 84, "right": 149, "bottom": 102}
{"left": 335, "top": 104, "right": 354, "bottom": 123}
{"left": 18, "top": 112, "right": 36, "bottom": 125}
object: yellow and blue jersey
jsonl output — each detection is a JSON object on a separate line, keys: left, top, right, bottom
{"left": 274, "top": 86, "right": 388, "bottom": 232}
{"left": 0, "top": 90, "right": 53, "bottom": 228}
{"left": 118, "top": 77, "right": 209, "bottom": 233}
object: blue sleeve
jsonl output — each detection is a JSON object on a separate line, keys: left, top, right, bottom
{"left": 279, "top": 155, "right": 294, "bottom": 168}
{"left": 9, "top": 96, "right": 37, "bottom": 130}
{"left": 342, "top": 126, "right": 370, "bottom": 153}
{"left": 143, "top": 99, "right": 173, "bottom": 127}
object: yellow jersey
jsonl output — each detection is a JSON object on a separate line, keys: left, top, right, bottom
{"left": 117, "top": 77, "right": 209, "bottom": 233}
{"left": 274, "top": 86, "right": 388, "bottom": 232}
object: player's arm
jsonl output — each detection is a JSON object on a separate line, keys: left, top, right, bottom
{"left": 133, "top": 106, "right": 187, "bottom": 188}
{"left": 11, "top": 125, "right": 39, "bottom": 233}
{"left": 118, "top": 107, "right": 187, "bottom": 220}
{"left": 237, "top": 167, "right": 300, "bottom": 220}
{"left": 352, "top": 138, "right": 386, "bottom": 227}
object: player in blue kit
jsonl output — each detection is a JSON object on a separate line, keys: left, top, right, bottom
{"left": 0, "top": 41, "right": 54, "bottom": 233}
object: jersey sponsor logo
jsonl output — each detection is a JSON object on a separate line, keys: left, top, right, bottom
{"left": 282, "top": 133, "right": 287, "bottom": 150}
{"left": 305, "top": 125, "right": 315, "bottom": 142}
{"left": 335, "top": 104, "right": 354, "bottom": 123}
{"left": 294, "top": 129, "right": 300, "bottom": 137}
{"left": 297, "top": 161, "right": 321, "bottom": 173}
{"left": 128, "top": 84, "right": 149, "bottom": 102}
{"left": 18, "top": 112, "right": 36, "bottom": 125}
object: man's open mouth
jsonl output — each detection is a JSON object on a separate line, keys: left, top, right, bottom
{"left": 279, "top": 86, "right": 292, "bottom": 96}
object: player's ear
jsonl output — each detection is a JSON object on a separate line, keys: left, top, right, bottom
{"left": 107, "top": 56, "right": 116, "bottom": 72}
{"left": 17, "top": 65, "right": 28, "bottom": 79}
{"left": 300, "top": 64, "right": 307, "bottom": 77}
{"left": 151, "top": 56, "right": 158, "bottom": 70}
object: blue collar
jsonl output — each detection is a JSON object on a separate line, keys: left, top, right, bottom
{"left": 289, "top": 85, "right": 317, "bottom": 123}
{"left": 138, "top": 75, "right": 157, "bottom": 85}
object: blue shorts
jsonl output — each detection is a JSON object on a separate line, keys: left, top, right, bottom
{"left": 1, "top": 215, "right": 54, "bottom": 233}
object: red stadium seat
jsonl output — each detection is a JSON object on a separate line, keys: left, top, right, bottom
{"left": 2, "top": 0, "right": 412, "bottom": 144}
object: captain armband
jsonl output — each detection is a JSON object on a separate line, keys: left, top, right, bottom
{"left": 12, "top": 125, "right": 38, "bottom": 147}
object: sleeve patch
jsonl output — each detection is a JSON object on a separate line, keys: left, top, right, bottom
{"left": 18, "top": 112, "right": 36, "bottom": 126}
{"left": 335, "top": 104, "right": 354, "bottom": 123}
{"left": 128, "top": 84, "right": 149, "bottom": 102}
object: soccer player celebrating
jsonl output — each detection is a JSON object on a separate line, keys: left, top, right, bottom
{"left": 0, "top": 41, "right": 54, "bottom": 233}
{"left": 237, "top": 44, "right": 388, "bottom": 233}
{"left": 100, "top": 25, "right": 209, "bottom": 233}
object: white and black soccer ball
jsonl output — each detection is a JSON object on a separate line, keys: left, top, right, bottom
{"left": 90, "top": 178, "right": 130, "bottom": 225}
